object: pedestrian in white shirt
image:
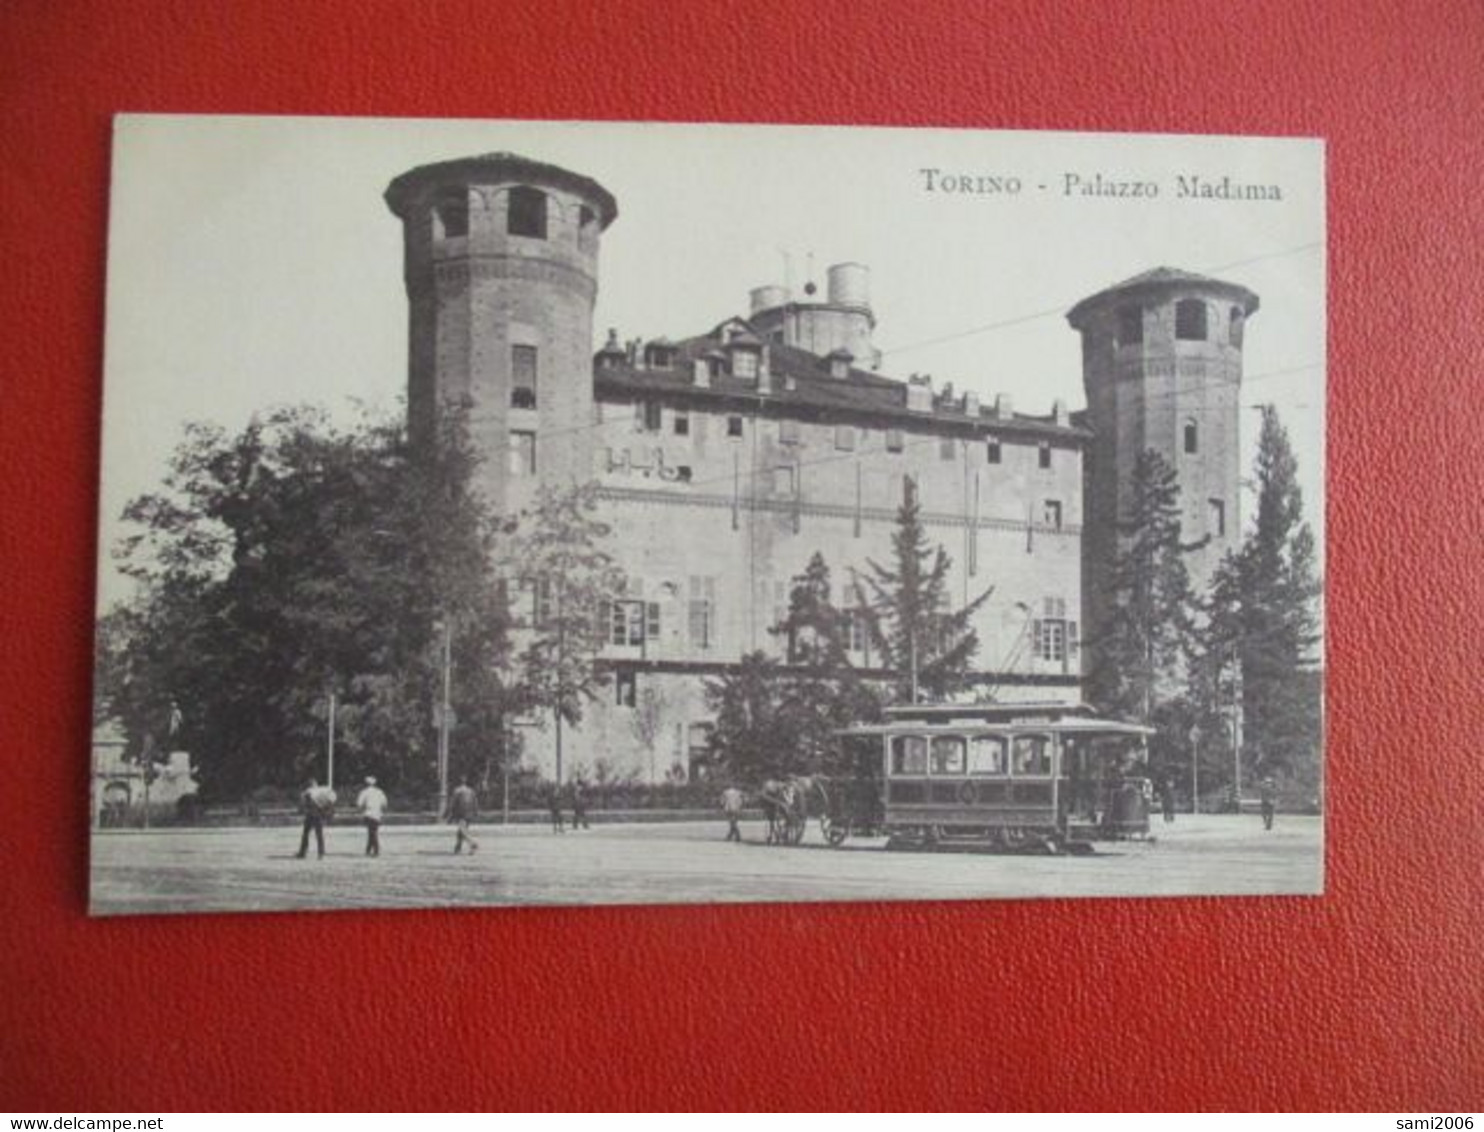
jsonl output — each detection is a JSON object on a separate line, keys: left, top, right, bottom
{"left": 357, "top": 776, "right": 389, "bottom": 858}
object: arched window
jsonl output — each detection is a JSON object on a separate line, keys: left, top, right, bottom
{"left": 1175, "top": 299, "right": 1208, "bottom": 341}
{"left": 1230, "top": 306, "right": 1245, "bottom": 348}
{"left": 432, "top": 188, "right": 468, "bottom": 239}
{"left": 1184, "top": 418, "right": 1199, "bottom": 455}
{"left": 507, "top": 186, "right": 547, "bottom": 239}
{"left": 1116, "top": 306, "right": 1143, "bottom": 347}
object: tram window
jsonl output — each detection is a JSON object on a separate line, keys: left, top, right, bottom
{"left": 930, "top": 736, "right": 966, "bottom": 775}
{"left": 968, "top": 735, "right": 1008, "bottom": 776}
{"left": 1012, "top": 734, "right": 1052, "bottom": 776}
{"left": 891, "top": 735, "right": 928, "bottom": 775}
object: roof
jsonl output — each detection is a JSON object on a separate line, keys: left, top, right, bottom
{"left": 1066, "top": 265, "right": 1260, "bottom": 327}
{"left": 593, "top": 325, "right": 1089, "bottom": 440}
{"left": 384, "top": 152, "right": 619, "bottom": 229}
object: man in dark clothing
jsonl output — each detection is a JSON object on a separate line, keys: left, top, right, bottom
{"left": 295, "top": 776, "right": 336, "bottom": 859}
{"left": 447, "top": 779, "right": 479, "bottom": 854}
{"left": 548, "top": 783, "right": 565, "bottom": 834}
{"left": 1159, "top": 776, "right": 1177, "bottom": 824}
{"left": 570, "top": 779, "right": 589, "bottom": 831}
{"left": 1260, "top": 777, "right": 1278, "bottom": 831}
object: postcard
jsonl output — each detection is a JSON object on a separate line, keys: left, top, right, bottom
{"left": 92, "top": 116, "right": 1324, "bottom": 914}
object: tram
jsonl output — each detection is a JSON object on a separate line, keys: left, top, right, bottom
{"left": 817, "top": 702, "right": 1154, "bottom": 852}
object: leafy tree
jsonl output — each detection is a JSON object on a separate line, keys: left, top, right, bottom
{"left": 1089, "top": 449, "right": 1197, "bottom": 723}
{"left": 853, "top": 482, "right": 992, "bottom": 703}
{"left": 704, "top": 652, "right": 809, "bottom": 783}
{"left": 97, "top": 405, "right": 512, "bottom": 801}
{"left": 499, "top": 482, "right": 626, "bottom": 783}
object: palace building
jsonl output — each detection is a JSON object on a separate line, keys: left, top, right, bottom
{"left": 384, "top": 152, "right": 1254, "bottom": 782}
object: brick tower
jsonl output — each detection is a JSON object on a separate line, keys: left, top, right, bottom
{"left": 1068, "top": 268, "right": 1259, "bottom": 670}
{"left": 384, "top": 153, "right": 618, "bottom": 511}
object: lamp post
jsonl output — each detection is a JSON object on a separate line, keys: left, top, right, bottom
{"left": 432, "top": 617, "right": 452, "bottom": 819}
{"left": 1189, "top": 723, "right": 1201, "bottom": 815}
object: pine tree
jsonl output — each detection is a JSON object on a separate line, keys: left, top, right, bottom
{"left": 1236, "top": 407, "right": 1322, "bottom": 785}
{"left": 1090, "top": 449, "right": 1196, "bottom": 723}
{"left": 770, "top": 552, "right": 881, "bottom": 771}
{"left": 854, "top": 480, "right": 991, "bottom": 703}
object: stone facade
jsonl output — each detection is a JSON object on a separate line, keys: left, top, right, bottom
{"left": 384, "top": 155, "right": 1253, "bottom": 782}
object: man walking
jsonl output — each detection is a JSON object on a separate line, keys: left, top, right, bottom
{"left": 1260, "top": 776, "right": 1277, "bottom": 831}
{"left": 356, "top": 775, "right": 388, "bottom": 857}
{"left": 1159, "top": 775, "right": 1177, "bottom": 824}
{"left": 295, "top": 776, "right": 336, "bottom": 859}
{"left": 720, "top": 784, "right": 744, "bottom": 842}
{"left": 448, "top": 778, "right": 479, "bottom": 854}
{"left": 570, "top": 778, "right": 589, "bottom": 831}
{"left": 547, "top": 781, "right": 565, "bottom": 834}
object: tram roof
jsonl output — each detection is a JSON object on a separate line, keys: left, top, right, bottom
{"left": 838, "top": 714, "right": 1155, "bottom": 738}
{"left": 882, "top": 701, "right": 1097, "bottom": 722}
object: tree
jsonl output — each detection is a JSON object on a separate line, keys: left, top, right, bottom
{"left": 704, "top": 652, "right": 807, "bottom": 783}
{"left": 631, "top": 683, "right": 667, "bottom": 782}
{"left": 1233, "top": 407, "right": 1323, "bottom": 786}
{"left": 853, "top": 481, "right": 992, "bottom": 703}
{"left": 97, "top": 405, "right": 512, "bottom": 801}
{"left": 1089, "top": 449, "right": 1197, "bottom": 723}
{"left": 771, "top": 552, "right": 882, "bottom": 769}
{"left": 499, "top": 482, "right": 627, "bottom": 783}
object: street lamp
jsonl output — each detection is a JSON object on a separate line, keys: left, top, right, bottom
{"left": 431, "top": 617, "right": 453, "bottom": 819}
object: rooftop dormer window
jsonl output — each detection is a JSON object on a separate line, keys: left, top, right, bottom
{"left": 826, "top": 349, "right": 854, "bottom": 380}
{"left": 644, "top": 342, "right": 677, "bottom": 370}
{"left": 507, "top": 185, "right": 547, "bottom": 239}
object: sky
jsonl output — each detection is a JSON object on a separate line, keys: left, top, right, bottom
{"left": 100, "top": 115, "right": 1325, "bottom": 609}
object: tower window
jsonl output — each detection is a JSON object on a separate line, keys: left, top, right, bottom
{"left": 732, "top": 350, "right": 759, "bottom": 380}
{"left": 511, "top": 345, "right": 537, "bottom": 409}
{"left": 1230, "top": 306, "right": 1245, "bottom": 348}
{"left": 507, "top": 186, "right": 548, "bottom": 239}
{"left": 1175, "top": 299, "right": 1208, "bottom": 341}
{"left": 1116, "top": 306, "right": 1143, "bottom": 347}
{"left": 432, "top": 189, "right": 468, "bottom": 240}
{"left": 508, "top": 430, "right": 536, "bottom": 476}
{"left": 579, "top": 205, "right": 596, "bottom": 232}
{"left": 1209, "top": 498, "right": 1226, "bottom": 537}
{"left": 1184, "top": 418, "right": 1199, "bottom": 455}
{"left": 987, "top": 438, "right": 1002, "bottom": 464}
{"left": 1038, "top": 442, "right": 1052, "bottom": 470}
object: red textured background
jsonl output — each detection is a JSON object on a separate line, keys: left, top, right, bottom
{"left": 2, "top": 0, "right": 1482, "bottom": 1112}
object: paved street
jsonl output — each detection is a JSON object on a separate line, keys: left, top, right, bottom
{"left": 89, "top": 814, "right": 1322, "bottom": 916}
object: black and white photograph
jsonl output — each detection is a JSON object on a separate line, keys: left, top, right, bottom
{"left": 91, "top": 116, "right": 1325, "bottom": 915}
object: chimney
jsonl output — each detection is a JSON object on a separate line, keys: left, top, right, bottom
{"left": 963, "top": 391, "right": 980, "bottom": 417}
{"left": 1052, "top": 397, "right": 1068, "bottom": 426}
{"left": 906, "top": 373, "right": 933, "bottom": 413}
{"left": 994, "top": 393, "right": 1014, "bottom": 419}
